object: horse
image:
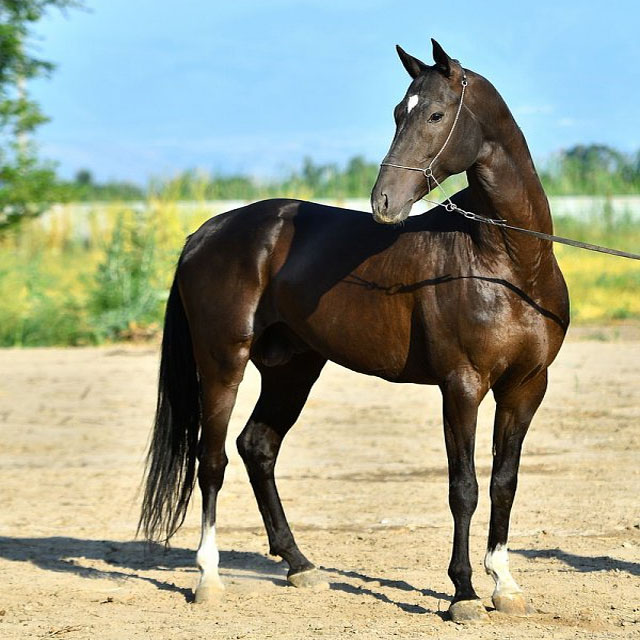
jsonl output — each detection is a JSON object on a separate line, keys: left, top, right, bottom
{"left": 139, "top": 39, "right": 569, "bottom": 623}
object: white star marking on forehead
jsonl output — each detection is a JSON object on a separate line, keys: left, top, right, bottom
{"left": 407, "top": 95, "right": 419, "bottom": 113}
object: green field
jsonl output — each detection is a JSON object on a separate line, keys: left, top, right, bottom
{"left": 0, "top": 201, "right": 638, "bottom": 346}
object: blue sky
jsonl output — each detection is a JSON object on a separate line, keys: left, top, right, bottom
{"left": 30, "top": 0, "right": 640, "bottom": 183}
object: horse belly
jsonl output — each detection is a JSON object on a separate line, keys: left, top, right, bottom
{"left": 275, "top": 280, "right": 422, "bottom": 381}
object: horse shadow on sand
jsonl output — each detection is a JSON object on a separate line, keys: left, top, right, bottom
{"left": 2, "top": 536, "right": 636, "bottom": 613}
{"left": 512, "top": 547, "right": 640, "bottom": 576}
{"left": 0, "top": 535, "right": 445, "bottom": 613}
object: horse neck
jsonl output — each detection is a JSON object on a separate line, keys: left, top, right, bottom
{"left": 465, "top": 86, "right": 555, "bottom": 275}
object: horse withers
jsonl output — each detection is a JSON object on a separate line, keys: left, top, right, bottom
{"left": 139, "top": 39, "right": 569, "bottom": 623}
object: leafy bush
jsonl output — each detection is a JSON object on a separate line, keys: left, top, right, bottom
{"left": 89, "top": 210, "right": 171, "bottom": 341}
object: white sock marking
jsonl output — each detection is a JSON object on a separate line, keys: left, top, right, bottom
{"left": 484, "top": 544, "right": 521, "bottom": 596}
{"left": 196, "top": 517, "right": 222, "bottom": 588}
{"left": 407, "top": 94, "right": 419, "bottom": 113}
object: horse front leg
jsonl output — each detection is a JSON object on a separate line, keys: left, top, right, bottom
{"left": 485, "top": 370, "right": 548, "bottom": 616}
{"left": 441, "top": 371, "right": 490, "bottom": 623}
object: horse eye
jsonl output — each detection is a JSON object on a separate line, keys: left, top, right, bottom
{"left": 429, "top": 112, "right": 444, "bottom": 123}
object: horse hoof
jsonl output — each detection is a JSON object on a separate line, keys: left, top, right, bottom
{"left": 448, "top": 599, "right": 490, "bottom": 624}
{"left": 194, "top": 580, "right": 225, "bottom": 604}
{"left": 287, "top": 568, "right": 329, "bottom": 590}
{"left": 492, "top": 592, "right": 534, "bottom": 616}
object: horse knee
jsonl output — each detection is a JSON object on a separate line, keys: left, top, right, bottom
{"left": 236, "top": 422, "right": 281, "bottom": 477}
{"left": 490, "top": 467, "right": 518, "bottom": 506}
{"left": 449, "top": 474, "right": 479, "bottom": 512}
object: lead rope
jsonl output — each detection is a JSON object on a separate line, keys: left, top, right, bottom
{"left": 380, "top": 74, "right": 640, "bottom": 261}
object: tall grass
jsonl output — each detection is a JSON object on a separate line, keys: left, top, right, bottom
{"left": 0, "top": 198, "right": 637, "bottom": 346}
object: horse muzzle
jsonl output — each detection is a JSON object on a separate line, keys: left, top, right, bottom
{"left": 371, "top": 182, "right": 414, "bottom": 225}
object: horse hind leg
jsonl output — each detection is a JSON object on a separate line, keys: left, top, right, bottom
{"left": 194, "top": 341, "right": 251, "bottom": 604}
{"left": 175, "top": 226, "right": 272, "bottom": 603}
{"left": 236, "top": 350, "right": 327, "bottom": 589}
{"left": 485, "top": 370, "right": 548, "bottom": 616}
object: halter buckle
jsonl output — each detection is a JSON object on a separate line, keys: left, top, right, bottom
{"left": 423, "top": 168, "right": 433, "bottom": 178}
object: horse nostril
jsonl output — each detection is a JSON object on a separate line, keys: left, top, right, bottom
{"left": 371, "top": 188, "right": 391, "bottom": 217}
{"left": 376, "top": 191, "right": 389, "bottom": 213}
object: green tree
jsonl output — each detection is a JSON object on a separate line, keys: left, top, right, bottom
{"left": 539, "top": 144, "right": 640, "bottom": 195}
{"left": 0, "top": 0, "right": 82, "bottom": 230}
{"left": 74, "top": 168, "right": 92, "bottom": 186}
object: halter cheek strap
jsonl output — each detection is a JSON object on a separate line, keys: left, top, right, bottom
{"left": 381, "top": 74, "right": 468, "bottom": 180}
{"left": 380, "top": 74, "right": 488, "bottom": 221}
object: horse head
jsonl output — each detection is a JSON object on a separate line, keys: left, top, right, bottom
{"left": 371, "top": 39, "right": 484, "bottom": 224}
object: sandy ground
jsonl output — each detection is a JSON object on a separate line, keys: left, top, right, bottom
{"left": 0, "top": 327, "right": 638, "bottom": 639}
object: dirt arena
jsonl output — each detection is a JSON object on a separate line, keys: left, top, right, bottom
{"left": 0, "top": 327, "right": 638, "bottom": 639}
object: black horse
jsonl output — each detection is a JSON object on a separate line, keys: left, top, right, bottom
{"left": 139, "top": 40, "right": 569, "bottom": 623}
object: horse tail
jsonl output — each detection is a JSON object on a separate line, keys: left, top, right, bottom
{"left": 138, "top": 275, "right": 200, "bottom": 543}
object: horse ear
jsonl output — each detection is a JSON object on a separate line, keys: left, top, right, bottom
{"left": 396, "top": 45, "right": 427, "bottom": 79}
{"left": 431, "top": 38, "right": 453, "bottom": 77}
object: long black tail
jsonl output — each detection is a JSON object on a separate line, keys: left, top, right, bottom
{"left": 138, "top": 276, "right": 200, "bottom": 543}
